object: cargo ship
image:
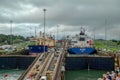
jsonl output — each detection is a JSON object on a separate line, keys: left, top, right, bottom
{"left": 67, "top": 27, "right": 96, "bottom": 54}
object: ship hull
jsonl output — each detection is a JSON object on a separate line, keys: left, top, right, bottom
{"left": 68, "top": 47, "right": 96, "bottom": 54}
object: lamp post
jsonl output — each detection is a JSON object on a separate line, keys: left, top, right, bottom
{"left": 29, "top": 26, "right": 32, "bottom": 37}
{"left": 43, "top": 9, "right": 46, "bottom": 53}
{"left": 105, "top": 20, "right": 107, "bottom": 48}
{"left": 94, "top": 28, "right": 95, "bottom": 41}
{"left": 56, "top": 25, "right": 59, "bottom": 49}
{"left": 35, "top": 26, "right": 37, "bottom": 39}
{"left": 10, "top": 20, "right": 13, "bottom": 46}
{"left": 57, "top": 25, "right": 59, "bottom": 41}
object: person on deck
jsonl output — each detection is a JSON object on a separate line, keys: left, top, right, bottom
{"left": 116, "top": 73, "right": 120, "bottom": 80}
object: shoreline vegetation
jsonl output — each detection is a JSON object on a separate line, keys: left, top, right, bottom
{"left": 0, "top": 33, "right": 120, "bottom": 55}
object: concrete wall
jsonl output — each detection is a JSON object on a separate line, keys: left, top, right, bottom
{"left": 65, "top": 57, "right": 114, "bottom": 70}
{"left": 0, "top": 56, "right": 35, "bottom": 69}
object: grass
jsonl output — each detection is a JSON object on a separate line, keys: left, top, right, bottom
{"left": 94, "top": 40, "right": 120, "bottom": 52}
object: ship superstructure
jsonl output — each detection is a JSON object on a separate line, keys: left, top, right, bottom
{"left": 68, "top": 27, "right": 95, "bottom": 54}
{"left": 70, "top": 27, "right": 93, "bottom": 48}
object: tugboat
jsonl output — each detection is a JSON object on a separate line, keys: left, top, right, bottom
{"left": 67, "top": 27, "right": 96, "bottom": 54}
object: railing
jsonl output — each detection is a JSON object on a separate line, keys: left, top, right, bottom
{"left": 18, "top": 54, "right": 41, "bottom": 80}
{"left": 53, "top": 41, "right": 67, "bottom": 80}
{"left": 53, "top": 53, "right": 62, "bottom": 80}
{"left": 18, "top": 41, "right": 67, "bottom": 80}
{"left": 35, "top": 53, "right": 54, "bottom": 80}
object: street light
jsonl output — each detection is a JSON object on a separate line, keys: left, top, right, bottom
{"left": 105, "top": 20, "right": 107, "bottom": 47}
{"left": 10, "top": 20, "right": 13, "bottom": 46}
{"left": 43, "top": 9, "right": 46, "bottom": 53}
{"left": 35, "top": 26, "right": 37, "bottom": 39}
{"left": 57, "top": 25, "right": 59, "bottom": 41}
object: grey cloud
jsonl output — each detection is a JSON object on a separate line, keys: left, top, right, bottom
{"left": 0, "top": 0, "right": 120, "bottom": 39}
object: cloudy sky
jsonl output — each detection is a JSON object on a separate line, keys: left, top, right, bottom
{"left": 0, "top": 0, "right": 120, "bottom": 39}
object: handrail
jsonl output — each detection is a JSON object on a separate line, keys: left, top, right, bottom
{"left": 35, "top": 53, "right": 55, "bottom": 80}
{"left": 53, "top": 41, "right": 67, "bottom": 80}
{"left": 42, "top": 53, "right": 55, "bottom": 75}
{"left": 18, "top": 54, "right": 41, "bottom": 80}
{"left": 53, "top": 53, "right": 62, "bottom": 80}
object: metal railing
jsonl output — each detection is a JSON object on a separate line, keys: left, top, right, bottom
{"left": 18, "top": 54, "right": 42, "bottom": 80}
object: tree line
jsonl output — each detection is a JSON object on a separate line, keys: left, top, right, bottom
{"left": 0, "top": 34, "right": 29, "bottom": 45}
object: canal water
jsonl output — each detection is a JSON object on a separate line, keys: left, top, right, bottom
{"left": 0, "top": 69, "right": 24, "bottom": 80}
{"left": 0, "top": 69, "right": 107, "bottom": 80}
{"left": 65, "top": 70, "right": 107, "bottom": 80}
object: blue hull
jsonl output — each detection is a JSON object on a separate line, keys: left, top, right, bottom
{"left": 29, "top": 45, "right": 48, "bottom": 53}
{"left": 68, "top": 47, "right": 96, "bottom": 54}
